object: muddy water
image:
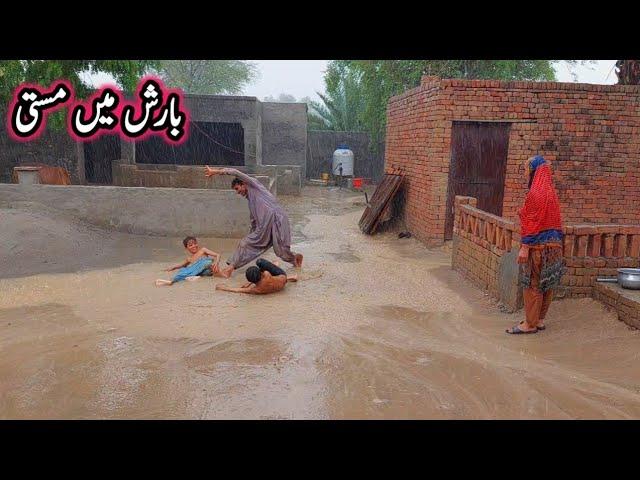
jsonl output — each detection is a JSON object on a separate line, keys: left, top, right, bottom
{"left": 2, "top": 186, "right": 640, "bottom": 419}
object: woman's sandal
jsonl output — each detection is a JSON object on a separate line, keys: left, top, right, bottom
{"left": 506, "top": 324, "right": 538, "bottom": 334}
{"left": 537, "top": 324, "right": 546, "bottom": 331}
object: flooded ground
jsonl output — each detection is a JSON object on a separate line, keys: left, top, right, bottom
{"left": 2, "top": 186, "right": 640, "bottom": 419}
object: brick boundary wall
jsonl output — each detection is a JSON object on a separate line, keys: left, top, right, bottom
{"left": 385, "top": 76, "right": 640, "bottom": 246}
{"left": 452, "top": 195, "right": 640, "bottom": 311}
{"left": 561, "top": 225, "right": 640, "bottom": 297}
{"left": 452, "top": 196, "right": 522, "bottom": 311}
{"left": 593, "top": 283, "right": 640, "bottom": 329}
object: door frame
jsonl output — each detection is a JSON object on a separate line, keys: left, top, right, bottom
{"left": 444, "top": 120, "right": 512, "bottom": 240}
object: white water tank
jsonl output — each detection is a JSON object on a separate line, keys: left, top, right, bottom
{"left": 332, "top": 144, "right": 354, "bottom": 177}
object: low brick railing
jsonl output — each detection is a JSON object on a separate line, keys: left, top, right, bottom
{"left": 561, "top": 225, "right": 640, "bottom": 297}
{"left": 454, "top": 196, "right": 520, "bottom": 253}
{"left": 452, "top": 196, "right": 522, "bottom": 311}
{"left": 452, "top": 195, "right": 640, "bottom": 310}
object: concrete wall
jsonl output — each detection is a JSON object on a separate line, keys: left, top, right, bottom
{"left": 307, "top": 130, "right": 385, "bottom": 182}
{"left": 258, "top": 165, "right": 302, "bottom": 195}
{"left": 386, "top": 76, "right": 640, "bottom": 246}
{"left": 0, "top": 184, "right": 250, "bottom": 237}
{"left": 182, "top": 95, "right": 261, "bottom": 166}
{"left": 122, "top": 96, "right": 307, "bottom": 182}
{"left": 0, "top": 117, "right": 82, "bottom": 184}
{"left": 112, "top": 163, "right": 302, "bottom": 195}
{"left": 261, "top": 102, "right": 308, "bottom": 179}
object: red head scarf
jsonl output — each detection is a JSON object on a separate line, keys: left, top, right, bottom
{"left": 518, "top": 162, "right": 563, "bottom": 237}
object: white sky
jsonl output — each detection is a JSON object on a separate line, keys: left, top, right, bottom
{"left": 84, "top": 60, "right": 618, "bottom": 101}
{"left": 553, "top": 60, "right": 617, "bottom": 84}
{"left": 242, "top": 60, "right": 329, "bottom": 100}
{"left": 243, "top": 60, "right": 618, "bottom": 101}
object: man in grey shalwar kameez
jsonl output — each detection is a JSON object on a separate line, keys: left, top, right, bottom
{"left": 205, "top": 166, "right": 303, "bottom": 278}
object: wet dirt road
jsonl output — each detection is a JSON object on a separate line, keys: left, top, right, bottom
{"left": 2, "top": 186, "right": 640, "bottom": 419}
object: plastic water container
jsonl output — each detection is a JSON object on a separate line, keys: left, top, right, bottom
{"left": 332, "top": 144, "right": 354, "bottom": 177}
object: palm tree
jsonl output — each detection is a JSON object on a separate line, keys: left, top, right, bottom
{"left": 308, "top": 72, "right": 365, "bottom": 131}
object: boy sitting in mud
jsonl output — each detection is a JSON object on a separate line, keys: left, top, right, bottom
{"left": 155, "top": 236, "right": 222, "bottom": 286}
{"left": 215, "top": 258, "right": 297, "bottom": 295}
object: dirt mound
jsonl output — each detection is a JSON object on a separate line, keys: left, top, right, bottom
{"left": 0, "top": 207, "right": 138, "bottom": 279}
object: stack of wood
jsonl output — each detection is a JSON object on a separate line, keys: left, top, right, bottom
{"left": 358, "top": 166, "right": 405, "bottom": 235}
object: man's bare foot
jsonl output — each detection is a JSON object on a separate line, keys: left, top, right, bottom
{"left": 185, "top": 276, "right": 201, "bottom": 282}
{"left": 220, "top": 265, "right": 234, "bottom": 278}
{"left": 155, "top": 279, "right": 172, "bottom": 286}
{"left": 294, "top": 253, "right": 303, "bottom": 268}
{"left": 287, "top": 274, "right": 298, "bottom": 283}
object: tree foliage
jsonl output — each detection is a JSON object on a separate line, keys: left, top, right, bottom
{"left": 158, "top": 60, "right": 258, "bottom": 95}
{"left": 0, "top": 59, "right": 158, "bottom": 129}
{"left": 615, "top": 60, "right": 640, "bottom": 85}
{"left": 264, "top": 93, "right": 297, "bottom": 103}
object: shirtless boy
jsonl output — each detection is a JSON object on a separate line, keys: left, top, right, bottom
{"left": 155, "top": 236, "right": 222, "bottom": 286}
{"left": 215, "top": 258, "right": 297, "bottom": 295}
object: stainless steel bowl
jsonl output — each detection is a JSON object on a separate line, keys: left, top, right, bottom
{"left": 597, "top": 268, "right": 640, "bottom": 290}
{"left": 617, "top": 268, "right": 640, "bottom": 290}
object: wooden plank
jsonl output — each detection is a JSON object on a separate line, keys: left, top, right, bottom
{"left": 369, "top": 176, "right": 404, "bottom": 234}
{"left": 359, "top": 171, "right": 404, "bottom": 234}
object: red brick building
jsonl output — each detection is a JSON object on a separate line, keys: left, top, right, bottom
{"left": 384, "top": 76, "right": 640, "bottom": 245}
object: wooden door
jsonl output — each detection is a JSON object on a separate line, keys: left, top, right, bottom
{"left": 444, "top": 122, "right": 510, "bottom": 240}
{"left": 84, "top": 135, "right": 121, "bottom": 184}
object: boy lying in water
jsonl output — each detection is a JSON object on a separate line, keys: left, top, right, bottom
{"left": 155, "top": 236, "right": 222, "bottom": 286}
{"left": 215, "top": 259, "right": 297, "bottom": 295}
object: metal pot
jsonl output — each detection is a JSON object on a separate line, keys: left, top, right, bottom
{"left": 596, "top": 268, "right": 640, "bottom": 290}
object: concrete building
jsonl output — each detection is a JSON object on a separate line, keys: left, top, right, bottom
{"left": 1, "top": 95, "right": 308, "bottom": 194}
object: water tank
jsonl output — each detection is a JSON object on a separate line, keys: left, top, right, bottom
{"left": 332, "top": 144, "right": 354, "bottom": 176}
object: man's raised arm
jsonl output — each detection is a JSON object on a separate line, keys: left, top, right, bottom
{"left": 205, "top": 166, "right": 262, "bottom": 189}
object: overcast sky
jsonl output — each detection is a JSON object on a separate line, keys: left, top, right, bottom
{"left": 84, "top": 60, "right": 618, "bottom": 101}
{"left": 243, "top": 60, "right": 618, "bottom": 101}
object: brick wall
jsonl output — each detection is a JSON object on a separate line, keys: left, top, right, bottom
{"left": 384, "top": 78, "right": 448, "bottom": 245}
{"left": 453, "top": 195, "right": 640, "bottom": 310}
{"left": 452, "top": 196, "right": 522, "bottom": 311}
{"left": 561, "top": 225, "right": 640, "bottom": 297}
{"left": 385, "top": 76, "right": 640, "bottom": 245}
{"left": 593, "top": 283, "right": 640, "bottom": 329}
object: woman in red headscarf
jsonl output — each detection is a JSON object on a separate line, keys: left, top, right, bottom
{"left": 506, "top": 155, "right": 565, "bottom": 334}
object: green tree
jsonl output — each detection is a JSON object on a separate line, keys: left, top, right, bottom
{"left": 317, "top": 60, "right": 563, "bottom": 148}
{"left": 158, "top": 60, "right": 258, "bottom": 95}
{"left": 0, "top": 59, "right": 158, "bottom": 130}
{"left": 264, "top": 93, "right": 298, "bottom": 102}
